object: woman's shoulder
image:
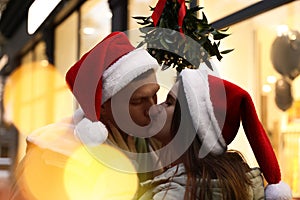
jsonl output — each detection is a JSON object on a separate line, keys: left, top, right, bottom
{"left": 247, "top": 168, "right": 265, "bottom": 200}
{"left": 247, "top": 167, "right": 263, "bottom": 179}
{"left": 138, "top": 164, "right": 186, "bottom": 200}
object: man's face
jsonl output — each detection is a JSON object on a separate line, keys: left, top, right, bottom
{"left": 101, "top": 70, "right": 160, "bottom": 134}
{"left": 128, "top": 82, "right": 159, "bottom": 126}
{"left": 150, "top": 82, "right": 178, "bottom": 145}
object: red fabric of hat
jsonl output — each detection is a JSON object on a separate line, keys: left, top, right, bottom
{"left": 66, "top": 32, "right": 135, "bottom": 122}
{"left": 208, "top": 74, "right": 292, "bottom": 199}
{"left": 208, "top": 75, "right": 280, "bottom": 184}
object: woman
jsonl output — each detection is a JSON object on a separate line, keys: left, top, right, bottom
{"left": 138, "top": 69, "right": 291, "bottom": 200}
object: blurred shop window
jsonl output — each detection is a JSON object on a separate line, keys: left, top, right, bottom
{"left": 80, "top": 0, "right": 111, "bottom": 56}
{"left": 21, "top": 51, "right": 33, "bottom": 65}
{"left": 4, "top": 61, "right": 74, "bottom": 161}
{"left": 200, "top": 0, "right": 261, "bottom": 22}
{"left": 0, "top": 75, "right": 19, "bottom": 182}
{"left": 35, "top": 42, "right": 47, "bottom": 61}
{"left": 21, "top": 41, "right": 47, "bottom": 65}
{"left": 200, "top": 1, "right": 300, "bottom": 197}
{"left": 281, "top": 129, "right": 300, "bottom": 197}
{"left": 281, "top": 100, "right": 300, "bottom": 197}
{"left": 5, "top": 14, "right": 78, "bottom": 161}
{"left": 55, "top": 12, "right": 78, "bottom": 77}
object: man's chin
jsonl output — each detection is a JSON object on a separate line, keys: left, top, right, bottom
{"left": 134, "top": 120, "right": 151, "bottom": 128}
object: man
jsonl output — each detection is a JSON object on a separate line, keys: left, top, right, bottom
{"left": 10, "top": 32, "right": 160, "bottom": 200}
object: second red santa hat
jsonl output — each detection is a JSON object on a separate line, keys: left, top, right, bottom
{"left": 180, "top": 68, "right": 292, "bottom": 200}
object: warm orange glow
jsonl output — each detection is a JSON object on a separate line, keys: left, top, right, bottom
{"left": 20, "top": 145, "right": 70, "bottom": 200}
{"left": 17, "top": 124, "right": 138, "bottom": 199}
{"left": 292, "top": 158, "right": 299, "bottom": 195}
{"left": 64, "top": 144, "right": 138, "bottom": 200}
{"left": 3, "top": 61, "right": 74, "bottom": 160}
{"left": 281, "top": 128, "right": 300, "bottom": 197}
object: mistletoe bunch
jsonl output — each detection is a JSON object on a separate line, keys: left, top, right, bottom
{"left": 133, "top": 0, "right": 233, "bottom": 72}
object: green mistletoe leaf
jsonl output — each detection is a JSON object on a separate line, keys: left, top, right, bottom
{"left": 133, "top": 0, "right": 233, "bottom": 72}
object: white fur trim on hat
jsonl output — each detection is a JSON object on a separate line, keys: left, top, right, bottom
{"left": 101, "top": 48, "right": 159, "bottom": 104}
{"left": 180, "top": 68, "right": 227, "bottom": 158}
{"left": 73, "top": 108, "right": 85, "bottom": 124}
{"left": 265, "top": 181, "right": 293, "bottom": 200}
{"left": 73, "top": 108, "right": 108, "bottom": 146}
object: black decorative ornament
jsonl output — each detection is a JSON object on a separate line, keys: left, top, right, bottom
{"left": 275, "top": 77, "right": 293, "bottom": 111}
{"left": 271, "top": 30, "right": 300, "bottom": 80}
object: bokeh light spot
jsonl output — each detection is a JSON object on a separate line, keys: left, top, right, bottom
{"left": 64, "top": 144, "right": 139, "bottom": 200}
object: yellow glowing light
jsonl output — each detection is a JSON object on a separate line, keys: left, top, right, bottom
{"left": 17, "top": 124, "right": 138, "bottom": 199}
{"left": 3, "top": 61, "right": 74, "bottom": 136}
{"left": 20, "top": 145, "right": 71, "bottom": 199}
{"left": 83, "top": 27, "right": 96, "bottom": 35}
{"left": 262, "top": 84, "right": 272, "bottom": 93}
{"left": 276, "top": 25, "right": 289, "bottom": 36}
{"left": 64, "top": 144, "right": 138, "bottom": 200}
{"left": 267, "top": 75, "right": 277, "bottom": 84}
{"left": 3, "top": 61, "right": 74, "bottom": 161}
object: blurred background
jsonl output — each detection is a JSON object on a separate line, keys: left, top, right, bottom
{"left": 0, "top": 0, "right": 299, "bottom": 199}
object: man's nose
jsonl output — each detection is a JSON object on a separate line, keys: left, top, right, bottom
{"left": 148, "top": 97, "right": 156, "bottom": 106}
{"left": 145, "top": 96, "right": 156, "bottom": 110}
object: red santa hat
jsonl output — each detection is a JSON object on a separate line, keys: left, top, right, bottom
{"left": 65, "top": 32, "right": 159, "bottom": 146}
{"left": 179, "top": 68, "right": 292, "bottom": 200}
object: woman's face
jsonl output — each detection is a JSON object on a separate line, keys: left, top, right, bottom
{"left": 152, "top": 82, "right": 179, "bottom": 145}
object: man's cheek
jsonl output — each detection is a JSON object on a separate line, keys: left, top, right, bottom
{"left": 130, "top": 108, "right": 149, "bottom": 125}
{"left": 129, "top": 106, "right": 140, "bottom": 119}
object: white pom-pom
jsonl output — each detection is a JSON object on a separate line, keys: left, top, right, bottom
{"left": 73, "top": 108, "right": 85, "bottom": 124}
{"left": 265, "top": 181, "right": 292, "bottom": 200}
{"left": 74, "top": 118, "right": 108, "bottom": 146}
